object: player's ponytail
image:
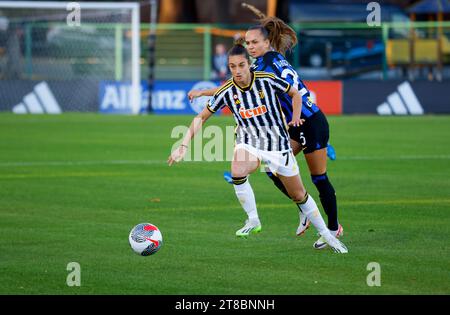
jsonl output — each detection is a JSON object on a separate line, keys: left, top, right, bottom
{"left": 243, "top": 3, "right": 297, "bottom": 56}
{"left": 258, "top": 16, "right": 298, "bottom": 55}
{"left": 227, "top": 37, "right": 251, "bottom": 63}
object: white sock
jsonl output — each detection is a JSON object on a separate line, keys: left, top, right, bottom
{"left": 233, "top": 178, "right": 260, "bottom": 224}
{"left": 297, "top": 194, "right": 331, "bottom": 237}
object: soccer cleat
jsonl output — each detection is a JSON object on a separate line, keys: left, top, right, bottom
{"left": 313, "top": 224, "right": 344, "bottom": 250}
{"left": 296, "top": 212, "right": 311, "bottom": 236}
{"left": 236, "top": 219, "right": 262, "bottom": 237}
{"left": 327, "top": 143, "right": 336, "bottom": 161}
{"left": 320, "top": 234, "right": 348, "bottom": 254}
{"left": 223, "top": 171, "right": 233, "bottom": 184}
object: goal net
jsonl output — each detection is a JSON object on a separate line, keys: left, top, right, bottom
{"left": 0, "top": 1, "right": 141, "bottom": 114}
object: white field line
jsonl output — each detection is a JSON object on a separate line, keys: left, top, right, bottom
{"left": 0, "top": 160, "right": 165, "bottom": 167}
{"left": 186, "top": 199, "right": 450, "bottom": 211}
{"left": 0, "top": 155, "right": 449, "bottom": 168}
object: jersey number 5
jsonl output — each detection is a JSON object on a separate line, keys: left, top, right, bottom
{"left": 299, "top": 132, "right": 306, "bottom": 146}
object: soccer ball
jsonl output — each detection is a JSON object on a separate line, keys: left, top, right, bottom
{"left": 129, "top": 223, "right": 163, "bottom": 256}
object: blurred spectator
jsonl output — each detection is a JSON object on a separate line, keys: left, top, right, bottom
{"left": 1, "top": 21, "right": 23, "bottom": 79}
{"left": 212, "top": 43, "right": 229, "bottom": 81}
{"left": 0, "top": 16, "right": 8, "bottom": 77}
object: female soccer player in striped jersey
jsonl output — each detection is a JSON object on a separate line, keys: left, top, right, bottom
{"left": 188, "top": 17, "right": 343, "bottom": 251}
{"left": 169, "top": 41, "right": 348, "bottom": 253}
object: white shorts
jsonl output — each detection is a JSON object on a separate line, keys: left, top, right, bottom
{"left": 235, "top": 143, "right": 299, "bottom": 177}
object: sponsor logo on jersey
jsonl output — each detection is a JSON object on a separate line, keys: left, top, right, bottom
{"left": 233, "top": 94, "right": 241, "bottom": 105}
{"left": 239, "top": 105, "right": 267, "bottom": 119}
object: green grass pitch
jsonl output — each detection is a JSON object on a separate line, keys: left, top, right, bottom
{"left": 0, "top": 113, "right": 449, "bottom": 295}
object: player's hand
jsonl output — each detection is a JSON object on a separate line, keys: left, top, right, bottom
{"left": 288, "top": 118, "right": 305, "bottom": 127}
{"left": 167, "top": 145, "right": 188, "bottom": 166}
{"left": 187, "top": 90, "right": 203, "bottom": 102}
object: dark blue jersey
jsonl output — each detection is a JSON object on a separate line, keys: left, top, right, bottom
{"left": 251, "top": 51, "right": 320, "bottom": 121}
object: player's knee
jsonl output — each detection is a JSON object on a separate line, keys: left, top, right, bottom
{"left": 311, "top": 173, "right": 335, "bottom": 194}
{"left": 290, "top": 189, "right": 307, "bottom": 203}
{"left": 231, "top": 164, "right": 249, "bottom": 178}
{"left": 311, "top": 173, "right": 328, "bottom": 184}
{"left": 231, "top": 176, "right": 248, "bottom": 186}
{"left": 231, "top": 170, "right": 247, "bottom": 178}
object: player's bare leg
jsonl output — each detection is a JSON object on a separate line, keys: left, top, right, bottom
{"left": 304, "top": 148, "right": 327, "bottom": 174}
{"left": 231, "top": 148, "right": 260, "bottom": 178}
{"left": 290, "top": 139, "right": 303, "bottom": 156}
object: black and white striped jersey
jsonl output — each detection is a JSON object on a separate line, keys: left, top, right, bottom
{"left": 206, "top": 71, "right": 292, "bottom": 152}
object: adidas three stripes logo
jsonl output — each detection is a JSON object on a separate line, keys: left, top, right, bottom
{"left": 377, "top": 81, "right": 424, "bottom": 115}
{"left": 13, "top": 82, "right": 62, "bottom": 114}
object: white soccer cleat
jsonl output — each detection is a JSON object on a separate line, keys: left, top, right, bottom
{"left": 236, "top": 219, "right": 262, "bottom": 237}
{"left": 320, "top": 234, "right": 348, "bottom": 254}
{"left": 313, "top": 224, "right": 345, "bottom": 251}
{"left": 296, "top": 212, "right": 311, "bottom": 236}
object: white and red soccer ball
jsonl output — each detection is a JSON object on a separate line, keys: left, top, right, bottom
{"left": 129, "top": 223, "right": 163, "bottom": 256}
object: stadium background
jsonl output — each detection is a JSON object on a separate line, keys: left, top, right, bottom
{"left": 0, "top": 0, "right": 449, "bottom": 297}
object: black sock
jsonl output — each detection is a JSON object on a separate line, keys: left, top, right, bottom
{"left": 311, "top": 173, "right": 339, "bottom": 231}
{"left": 266, "top": 171, "right": 290, "bottom": 199}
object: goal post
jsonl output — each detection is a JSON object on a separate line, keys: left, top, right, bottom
{"left": 0, "top": 1, "right": 141, "bottom": 114}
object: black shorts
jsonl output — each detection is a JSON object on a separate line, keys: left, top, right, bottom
{"left": 288, "top": 110, "right": 329, "bottom": 154}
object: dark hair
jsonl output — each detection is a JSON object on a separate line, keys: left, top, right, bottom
{"left": 248, "top": 17, "right": 297, "bottom": 56}
{"left": 248, "top": 25, "right": 269, "bottom": 39}
{"left": 227, "top": 37, "right": 251, "bottom": 63}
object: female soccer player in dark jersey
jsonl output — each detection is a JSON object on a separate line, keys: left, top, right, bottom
{"left": 170, "top": 41, "right": 347, "bottom": 253}
{"left": 189, "top": 17, "right": 343, "bottom": 250}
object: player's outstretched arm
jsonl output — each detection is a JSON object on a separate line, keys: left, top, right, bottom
{"left": 168, "top": 107, "right": 213, "bottom": 166}
{"left": 187, "top": 87, "right": 219, "bottom": 102}
{"left": 287, "top": 87, "right": 304, "bottom": 127}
